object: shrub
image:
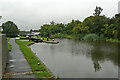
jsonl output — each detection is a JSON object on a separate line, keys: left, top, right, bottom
{"left": 51, "top": 33, "right": 67, "bottom": 39}
{"left": 83, "top": 33, "right": 99, "bottom": 41}
{"left": 99, "top": 34, "right": 105, "bottom": 40}
{"left": 72, "top": 34, "right": 84, "bottom": 40}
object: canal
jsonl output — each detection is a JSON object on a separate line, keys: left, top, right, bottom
{"left": 30, "top": 39, "right": 119, "bottom": 78}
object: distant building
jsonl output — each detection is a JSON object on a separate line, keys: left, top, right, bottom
{"left": 26, "top": 29, "right": 40, "bottom": 37}
{"left": 118, "top": 1, "right": 120, "bottom": 13}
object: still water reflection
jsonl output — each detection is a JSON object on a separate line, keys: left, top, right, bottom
{"left": 30, "top": 39, "right": 119, "bottom": 78}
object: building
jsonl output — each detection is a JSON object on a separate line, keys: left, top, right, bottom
{"left": 118, "top": 1, "right": 120, "bottom": 13}
{"left": 26, "top": 29, "right": 40, "bottom": 37}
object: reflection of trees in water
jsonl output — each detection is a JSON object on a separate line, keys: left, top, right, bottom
{"left": 89, "top": 42, "right": 119, "bottom": 72}
{"left": 69, "top": 40, "right": 119, "bottom": 72}
{"left": 49, "top": 39, "right": 119, "bottom": 72}
{"left": 93, "top": 61, "right": 101, "bottom": 72}
{"left": 70, "top": 41, "right": 93, "bottom": 56}
{"left": 90, "top": 46, "right": 104, "bottom": 72}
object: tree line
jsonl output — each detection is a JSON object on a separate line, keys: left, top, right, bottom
{"left": 40, "top": 6, "right": 120, "bottom": 41}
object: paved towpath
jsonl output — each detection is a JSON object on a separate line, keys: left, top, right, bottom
{"left": 4, "top": 38, "right": 37, "bottom": 78}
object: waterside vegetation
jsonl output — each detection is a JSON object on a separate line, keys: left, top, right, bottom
{"left": 40, "top": 6, "right": 120, "bottom": 43}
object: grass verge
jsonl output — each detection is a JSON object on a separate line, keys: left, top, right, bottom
{"left": 7, "top": 38, "right": 12, "bottom": 51}
{"left": 15, "top": 39, "right": 54, "bottom": 78}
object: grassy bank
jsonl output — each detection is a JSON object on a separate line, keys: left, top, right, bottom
{"left": 7, "top": 38, "right": 12, "bottom": 51}
{"left": 15, "top": 39, "right": 54, "bottom": 78}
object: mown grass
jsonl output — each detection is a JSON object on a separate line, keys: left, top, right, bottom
{"left": 15, "top": 39, "right": 54, "bottom": 78}
{"left": 7, "top": 37, "right": 12, "bottom": 51}
{"left": 34, "top": 72, "right": 52, "bottom": 78}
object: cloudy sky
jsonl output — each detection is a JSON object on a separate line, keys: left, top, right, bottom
{"left": 0, "top": 0, "right": 119, "bottom": 31}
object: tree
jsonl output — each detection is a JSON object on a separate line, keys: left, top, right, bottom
{"left": 50, "top": 21, "right": 55, "bottom": 25}
{"left": 114, "top": 13, "right": 120, "bottom": 40}
{"left": 65, "top": 20, "right": 81, "bottom": 35}
{"left": 83, "top": 16, "right": 94, "bottom": 33}
{"left": 2, "top": 21, "right": 19, "bottom": 37}
{"left": 83, "top": 16, "right": 108, "bottom": 35}
{"left": 30, "top": 29, "right": 33, "bottom": 33}
{"left": 40, "top": 24, "right": 51, "bottom": 37}
{"left": 92, "top": 16, "right": 108, "bottom": 35}
{"left": 19, "top": 31, "right": 26, "bottom": 36}
{"left": 101, "top": 24, "right": 115, "bottom": 38}
{"left": 72, "top": 23, "right": 89, "bottom": 35}
{"left": 93, "top": 6, "right": 103, "bottom": 16}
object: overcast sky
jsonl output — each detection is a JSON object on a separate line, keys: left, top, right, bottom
{"left": 0, "top": 0, "right": 119, "bottom": 31}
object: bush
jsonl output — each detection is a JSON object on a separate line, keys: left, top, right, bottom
{"left": 51, "top": 33, "right": 67, "bottom": 39}
{"left": 72, "top": 34, "right": 84, "bottom": 40}
{"left": 99, "top": 34, "right": 105, "bottom": 40}
{"left": 83, "top": 33, "right": 99, "bottom": 41}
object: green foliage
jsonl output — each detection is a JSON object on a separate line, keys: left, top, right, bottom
{"left": 101, "top": 24, "right": 115, "bottom": 38}
{"left": 40, "top": 23, "right": 66, "bottom": 37}
{"left": 51, "top": 33, "right": 67, "bottom": 39}
{"left": 99, "top": 34, "right": 105, "bottom": 40}
{"left": 65, "top": 20, "right": 81, "bottom": 35}
{"left": 71, "top": 34, "right": 84, "bottom": 40}
{"left": 39, "top": 8, "right": 120, "bottom": 42}
{"left": 93, "top": 6, "right": 103, "bottom": 16}
{"left": 72, "top": 23, "right": 89, "bottom": 35}
{"left": 83, "top": 33, "right": 99, "bottom": 41}
{"left": 106, "top": 38, "right": 120, "bottom": 43}
{"left": 15, "top": 40, "right": 53, "bottom": 78}
{"left": 19, "top": 31, "right": 26, "bottom": 35}
{"left": 30, "top": 29, "right": 33, "bottom": 33}
{"left": 2, "top": 21, "right": 19, "bottom": 37}
{"left": 51, "top": 33, "right": 73, "bottom": 39}
{"left": 83, "top": 15, "right": 109, "bottom": 35}
{"left": 34, "top": 72, "right": 52, "bottom": 78}
{"left": 114, "top": 14, "right": 120, "bottom": 40}
{"left": 92, "top": 16, "right": 109, "bottom": 35}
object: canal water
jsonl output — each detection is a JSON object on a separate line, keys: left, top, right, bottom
{"left": 30, "top": 39, "right": 119, "bottom": 78}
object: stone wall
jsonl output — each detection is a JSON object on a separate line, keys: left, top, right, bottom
{"left": 0, "top": 34, "right": 8, "bottom": 80}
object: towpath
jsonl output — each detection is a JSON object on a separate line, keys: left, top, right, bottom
{"left": 4, "top": 38, "right": 37, "bottom": 78}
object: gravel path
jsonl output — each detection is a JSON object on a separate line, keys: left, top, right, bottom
{"left": 5, "top": 38, "right": 37, "bottom": 78}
